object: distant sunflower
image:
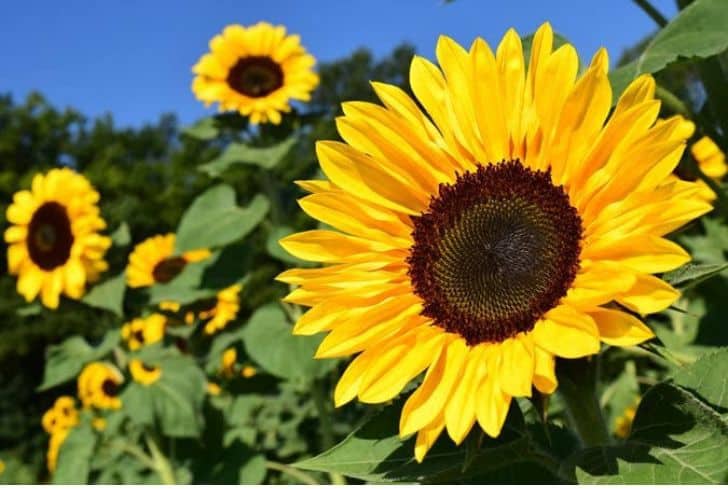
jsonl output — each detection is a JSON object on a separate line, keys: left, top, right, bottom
{"left": 221, "top": 347, "right": 237, "bottom": 377}
{"left": 199, "top": 284, "right": 242, "bottom": 335}
{"left": 126, "top": 233, "right": 210, "bottom": 288}
{"left": 46, "top": 428, "right": 70, "bottom": 473}
{"left": 121, "top": 313, "right": 166, "bottom": 351}
{"left": 42, "top": 396, "right": 79, "bottom": 435}
{"left": 278, "top": 23, "right": 711, "bottom": 461}
{"left": 129, "top": 359, "right": 162, "bottom": 386}
{"left": 5, "top": 168, "right": 111, "bottom": 309}
{"left": 77, "top": 362, "right": 123, "bottom": 410}
{"left": 690, "top": 136, "right": 727, "bottom": 202}
{"left": 614, "top": 397, "right": 640, "bottom": 439}
{"left": 192, "top": 22, "right": 319, "bottom": 125}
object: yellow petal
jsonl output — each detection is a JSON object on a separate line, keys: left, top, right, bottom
{"left": 475, "top": 364, "right": 512, "bottom": 438}
{"left": 414, "top": 415, "right": 445, "bottom": 463}
{"left": 533, "top": 346, "right": 557, "bottom": 394}
{"left": 584, "top": 235, "right": 689, "bottom": 274}
{"left": 279, "top": 230, "right": 394, "bottom": 263}
{"left": 617, "top": 274, "right": 680, "bottom": 315}
{"left": 444, "top": 346, "right": 487, "bottom": 445}
{"left": 590, "top": 308, "right": 655, "bottom": 346}
{"left": 499, "top": 335, "right": 534, "bottom": 397}
{"left": 532, "top": 305, "right": 600, "bottom": 358}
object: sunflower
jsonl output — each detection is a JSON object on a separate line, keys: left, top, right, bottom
{"left": 278, "top": 23, "right": 711, "bottom": 461}
{"left": 42, "top": 396, "right": 79, "bottom": 435}
{"left": 198, "top": 284, "right": 242, "bottom": 335}
{"left": 129, "top": 359, "right": 162, "bottom": 386}
{"left": 614, "top": 398, "right": 639, "bottom": 439}
{"left": 121, "top": 313, "right": 166, "bottom": 351}
{"left": 192, "top": 22, "right": 319, "bottom": 125}
{"left": 241, "top": 365, "right": 257, "bottom": 379}
{"left": 690, "top": 136, "right": 727, "bottom": 202}
{"left": 77, "top": 362, "right": 123, "bottom": 410}
{"left": 5, "top": 168, "right": 111, "bottom": 309}
{"left": 126, "top": 233, "right": 210, "bottom": 288}
{"left": 221, "top": 347, "right": 237, "bottom": 377}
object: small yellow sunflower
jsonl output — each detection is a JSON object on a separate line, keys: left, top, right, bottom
{"left": 92, "top": 417, "right": 107, "bottom": 432}
{"left": 690, "top": 136, "right": 727, "bottom": 202}
{"left": 278, "top": 23, "right": 711, "bottom": 461}
{"left": 46, "top": 428, "right": 70, "bottom": 473}
{"left": 129, "top": 359, "right": 162, "bottom": 385}
{"left": 207, "top": 382, "right": 222, "bottom": 396}
{"left": 126, "top": 233, "right": 210, "bottom": 288}
{"left": 77, "top": 362, "right": 123, "bottom": 410}
{"left": 199, "top": 284, "right": 242, "bottom": 335}
{"left": 121, "top": 313, "right": 166, "bottom": 351}
{"left": 4, "top": 168, "right": 111, "bottom": 309}
{"left": 221, "top": 347, "right": 237, "bottom": 377}
{"left": 614, "top": 397, "right": 640, "bottom": 439}
{"left": 192, "top": 22, "right": 319, "bottom": 125}
{"left": 241, "top": 365, "right": 257, "bottom": 379}
{"left": 41, "top": 396, "right": 79, "bottom": 435}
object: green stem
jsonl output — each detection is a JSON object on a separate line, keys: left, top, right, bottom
{"left": 632, "top": 0, "right": 669, "bottom": 26}
{"left": 557, "top": 357, "right": 611, "bottom": 448}
{"left": 265, "top": 461, "right": 319, "bottom": 485}
{"left": 145, "top": 434, "right": 176, "bottom": 485}
{"left": 117, "top": 442, "right": 156, "bottom": 471}
{"left": 654, "top": 85, "right": 693, "bottom": 118}
{"left": 311, "top": 380, "right": 347, "bottom": 485}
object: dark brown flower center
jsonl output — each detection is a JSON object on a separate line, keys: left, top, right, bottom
{"left": 227, "top": 56, "right": 284, "bottom": 98}
{"left": 152, "top": 257, "right": 187, "bottom": 283}
{"left": 133, "top": 329, "right": 145, "bottom": 344}
{"left": 408, "top": 160, "right": 582, "bottom": 345}
{"left": 101, "top": 379, "right": 119, "bottom": 397}
{"left": 140, "top": 362, "right": 157, "bottom": 373}
{"left": 27, "top": 202, "right": 74, "bottom": 271}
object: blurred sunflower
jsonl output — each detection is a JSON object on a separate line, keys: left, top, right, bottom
{"left": 41, "top": 396, "right": 79, "bottom": 435}
{"left": 77, "top": 362, "right": 123, "bottom": 410}
{"left": 126, "top": 233, "right": 210, "bottom": 288}
{"left": 121, "top": 314, "right": 166, "bottom": 351}
{"left": 4, "top": 168, "right": 111, "bottom": 309}
{"left": 129, "top": 359, "right": 162, "bottom": 385}
{"left": 690, "top": 136, "right": 727, "bottom": 202}
{"left": 221, "top": 347, "right": 237, "bottom": 377}
{"left": 278, "top": 23, "right": 711, "bottom": 461}
{"left": 199, "top": 284, "right": 242, "bottom": 334}
{"left": 192, "top": 22, "right": 319, "bottom": 125}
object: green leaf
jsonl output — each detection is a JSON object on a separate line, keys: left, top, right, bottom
{"left": 81, "top": 272, "right": 126, "bottom": 316}
{"left": 239, "top": 454, "right": 267, "bottom": 484}
{"left": 39, "top": 330, "right": 120, "bottom": 390}
{"left": 122, "top": 350, "right": 207, "bottom": 437}
{"left": 53, "top": 424, "right": 97, "bottom": 483}
{"left": 111, "top": 222, "right": 131, "bottom": 247}
{"left": 241, "top": 303, "right": 336, "bottom": 383}
{"left": 295, "top": 403, "right": 564, "bottom": 483}
{"left": 174, "top": 184, "right": 269, "bottom": 253}
{"left": 569, "top": 349, "right": 728, "bottom": 483}
{"left": 663, "top": 262, "right": 728, "bottom": 289}
{"left": 182, "top": 117, "right": 219, "bottom": 140}
{"left": 610, "top": 0, "right": 728, "bottom": 102}
{"left": 199, "top": 137, "right": 296, "bottom": 177}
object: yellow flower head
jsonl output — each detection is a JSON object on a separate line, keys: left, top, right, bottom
{"left": 690, "top": 135, "right": 727, "bottom": 203}
{"left": 207, "top": 382, "right": 222, "bottom": 396}
{"left": 277, "top": 23, "right": 711, "bottom": 461}
{"left": 46, "top": 428, "right": 70, "bottom": 473}
{"left": 77, "top": 362, "right": 123, "bottom": 410}
{"left": 221, "top": 347, "right": 237, "bottom": 377}
{"left": 129, "top": 359, "right": 162, "bottom": 385}
{"left": 199, "top": 284, "right": 242, "bottom": 335}
{"left": 614, "top": 397, "right": 640, "bottom": 439}
{"left": 241, "top": 365, "right": 257, "bottom": 379}
{"left": 4, "top": 168, "right": 111, "bottom": 309}
{"left": 192, "top": 22, "right": 320, "bottom": 125}
{"left": 126, "top": 233, "right": 210, "bottom": 288}
{"left": 92, "top": 417, "right": 107, "bottom": 432}
{"left": 121, "top": 313, "right": 166, "bottom": 351}
{"left": 41, "top": 396, "right": 79, "bottom": 434}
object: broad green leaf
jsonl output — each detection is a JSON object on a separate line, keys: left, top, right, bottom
{"left": 53, "top": 424, "right": 97, "bottom": 483}
{"left": 610, "top": 0, "right": 728, "bottom": 102}
{"left": 569, "top": 349, "right": 728, "bottom": 483}
{"left": 174, "top": 184, "right": 269, "bottom": 253}
{"left": 39, "top": 330, "right": 120, "bottom": 390}
{"left": 122, "top": 350, "right": 206, "bottom": 438}
{"left": 81, "top": 272, "right": 126, "bottom": 316}
{"left": 295, "top": 403, "right": 565, "bottom": 483}
{"left": 182, "top": 117, "right": 219, "bottom": 140}
{"left": 663, "top": 262, "right": 728, "bottom": 289}
{"left": 680, "top": 218, "right": 728, "bottom": 265}
{"left": 111, "top": 222, "right": 131, "bottom": 247}
{"left": 241, "top": 303, "right": 336, "bottom": 383}
{"left": 239, "top": 454, "right": 267, "bottom": 484}
{"left": 199, "top": 137, "right": 296, "bottom": 177}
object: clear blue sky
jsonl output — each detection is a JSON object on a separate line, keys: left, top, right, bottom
{"left": 0, "top": 0, "right": 677, "bottom": 128}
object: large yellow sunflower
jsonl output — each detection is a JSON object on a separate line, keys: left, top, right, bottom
{"left": 5, "top": 168, "right": 111, "bottom": 309}
{"left": 690, "top": 135, "right": 727, "bottom": 202}
{"left": 192, "top": 22, "right": 319, "bottom": 125}
{"left": 278, "top": 23, "right": 711, "bottom": 461}
{"left": 126, "top": 233, "right": 210, "bottom": 288}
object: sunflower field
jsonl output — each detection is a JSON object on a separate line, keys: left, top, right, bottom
{"left": 2, "top": 0, "right": 728, "bottom": 484}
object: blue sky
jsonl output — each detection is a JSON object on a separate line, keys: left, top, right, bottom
{"left": 0, "top": 0, "right": 677, "bottom": 128}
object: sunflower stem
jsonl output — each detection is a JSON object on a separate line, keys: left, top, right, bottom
{"left": 557, "top": 356, "right": 611, "bottom": 448}
{"left": 265, "top": 461, "right": 319, "bottom": 485}
{"left": 632, "top": 0, "right": 669, "bottom": 27}
{"left": 311, "top": 380, "right": 347, "bottom": 485}
{"left": 145, "top": 433, "right": 176, "bottom": 485}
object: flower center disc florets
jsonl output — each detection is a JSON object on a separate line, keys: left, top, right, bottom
{"left": 408, "top": 160, "right": 582, "bottom": 345}
{"left": 27, "top": 202, "right": 74, "bottom": 270}
{"left": 152, "top": 257, "right": 187, "bottom": 283}
{"left": 227, "top": 56, "right": 284, "bottom": 97}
